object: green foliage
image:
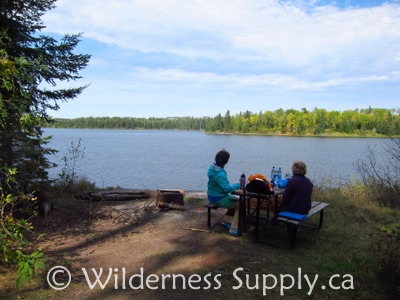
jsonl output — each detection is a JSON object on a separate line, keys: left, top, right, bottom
{"left": 372, "top": 223, "right": 400, "bottom": 295}
{"left": 1, "top": 0, "right": 89, "bottom": 288}
{"left": 16, "top": 251, "right": 45, "bottom": 288}
{"left": 47, "top": 107, "right": 400, "bottom": 137}
{"left": 311, "top": 184, "right": 400, "bottom": 298}
{"left": 51, "top": 174, "right": 96, "bottom": 197}
{"left": 380, "top": 222, "right": 400, "bottom": 236}
{"left": 205, "top": 107, "right": 400, "bottom": 136}
{"left": 0, "top": 192, "right": 45, "bottom": 287}
{"left": 49, "top": 116, "right": 209, "bottom": 131}
{"left": 353, "top": 137, "right": 400, "bottom": 295}
{"left": 58, "top": 139, "right": 85, "bottom": 186}
{"left": 52, "top": 139, "right": 95, "bottom": 195}
{"left": 1, "top": 0, "right": 90, "bottom": 194}
{"left": 355, "top": 138, "right": 400, "bottom": 208}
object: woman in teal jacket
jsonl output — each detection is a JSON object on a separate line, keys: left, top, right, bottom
{"left": 207, "top": 149, "right": 240, "bottom": 235}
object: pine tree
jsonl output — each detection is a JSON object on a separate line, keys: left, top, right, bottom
{"left": 0, "top": 0, "right": 90, "bottom": 193}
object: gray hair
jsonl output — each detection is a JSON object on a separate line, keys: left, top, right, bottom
{"left": 292, "top": 161, "right": 307, "bottom": 175}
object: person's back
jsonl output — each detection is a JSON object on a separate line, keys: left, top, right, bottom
{"left": 206, "top": 149, "right": 240, "bottom": 235}
{"left": 280, "top": 161, "right": 313, "bottom": 215}
{"left": 281, "top": 174, "right": 312, "bottom": 214}
{"left": 207, "top": 164, "right": 236, "bottom": 201}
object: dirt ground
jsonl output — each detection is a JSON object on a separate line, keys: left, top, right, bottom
{"left": 5, "top": 191, "right": 372, "bottom": 299}
{"left": 1, "top": 190, "right": 353, "bottom": 299}
{"left": 2, "top": 186, "right": 394, "bottom": 300}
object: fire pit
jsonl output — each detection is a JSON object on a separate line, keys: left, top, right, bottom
{"left": 156, "top": 189, "right": 185, "bottom": 210}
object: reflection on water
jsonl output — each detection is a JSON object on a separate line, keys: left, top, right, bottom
{"left": 44, "top": 128, "right": 386, "bottom": 190}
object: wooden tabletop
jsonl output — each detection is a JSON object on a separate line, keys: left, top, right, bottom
{"left": 232, "top": 188, "right": 285, "bottom": 197}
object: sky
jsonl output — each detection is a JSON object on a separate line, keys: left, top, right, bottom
{"left": 41, "top": 0, "right": 400, "bottom": 118}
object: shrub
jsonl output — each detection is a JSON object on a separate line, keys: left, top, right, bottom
{"left": 57, "top": 139, "right": 85, "bottom": 187}
{"left": 355, "top": 138, "right": 400, "bottom": 208}
{"left": 0, "top": 192, "right": 45, "bottom": 287}
{"left": 52, "top": 138, "right": 95, "bottom": 195}
{"left": 51, "top": 176, "right": 96, "bottom": 196}
{"left": 371, "top": 223, "right": 400, "bottom": 296}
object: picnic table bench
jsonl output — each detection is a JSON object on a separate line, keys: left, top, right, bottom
{"left": 204, "top": 200, "right": 239, "bottom": 230}
{"left": 276, "top": 201, "right": 330, "bottom": 248}
{"left": 204, "top": 189, "right": 283, "bottom": 234}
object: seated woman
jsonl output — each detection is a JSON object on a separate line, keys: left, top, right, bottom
{"left": 280, "top": 160, "right": 313, "bottom": 215}
{"left": 207, "top": 149, "right": 240, "bottom": 235}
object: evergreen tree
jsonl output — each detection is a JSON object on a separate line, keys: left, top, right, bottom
{"left": 0, "top": 0, "right": 90, "bottom": 193}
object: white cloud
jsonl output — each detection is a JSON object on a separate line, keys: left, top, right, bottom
{"left": 44, "top": 0, "right": 400, "bottom": 65}
{"left": 42, "top": 0, "right": 400, "bottom": 117}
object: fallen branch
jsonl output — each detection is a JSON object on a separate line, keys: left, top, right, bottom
{"left": 75, "top": 191, "right": 150, "bottom": 201}
{"left": 157, "top": 202, "right": 185, "bottom": 210}
{"left": 183, "top": 227, "right": 210, "bottom": 232}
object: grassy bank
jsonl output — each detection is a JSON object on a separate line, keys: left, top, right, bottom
{"left": 207, "top": 130, "right": 391, "bottom": 138}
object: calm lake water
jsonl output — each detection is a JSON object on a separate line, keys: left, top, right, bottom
{"left": 44, "top": 128, "right": 387, "bottom": 191}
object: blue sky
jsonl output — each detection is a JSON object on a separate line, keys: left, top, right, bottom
{"left": 42, "top": 0, "right": 400, "bottom": 118}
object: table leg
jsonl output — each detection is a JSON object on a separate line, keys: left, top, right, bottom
{"left": 274, "top": 195, "right": 279, "bottom": 217}
{"left": 238, "top": 193, "right": 244, "bottom": 235}
{"left": 255, "top": 196, "right": 261, "bottom": 241}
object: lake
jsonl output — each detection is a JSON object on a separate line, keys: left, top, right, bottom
{"left": 44, "top": 128, "right": 387, "bottom": 191}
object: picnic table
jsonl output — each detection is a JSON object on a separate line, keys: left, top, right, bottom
{"left": 205, "top": 187, "right": 329, "bottom": 248}
{"left": 232, "top": 188, "right": 284, "bottom": 237}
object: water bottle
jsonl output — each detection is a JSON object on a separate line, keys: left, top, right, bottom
{"left": 275, "top": 167, "right": 282, "bottom": 188}
{"left": 277, "top": 167, "right": 282, "bottom": 180}
{"left": 240, "top": 173, "right": 246, "bottom": 189}
{"left": 285, "top": 172, "right": 291, "bottom": 179}
{"left": 271, "top": 166, "right": 276, "bottom": 183}
{"left": 273, "top": 169, "right": 279, "bottom": 188}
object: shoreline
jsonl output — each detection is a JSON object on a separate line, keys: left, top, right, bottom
{"left": 206, "top": 131, "right": 392, "bottom": 138}
{"left": 44, "top": 127, "right": 395, "bottom": 138}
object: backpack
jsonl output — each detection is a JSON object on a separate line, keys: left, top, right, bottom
{"left": 246, "top": 178, "right": 274, "bottom": 194}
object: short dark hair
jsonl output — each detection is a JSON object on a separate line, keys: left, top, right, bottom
{"left": 215, "top": 149, "right": 230, "bottom": 167}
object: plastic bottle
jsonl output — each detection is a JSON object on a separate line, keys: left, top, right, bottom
{"left": 240, "top": 173, "right": 246, "bottom": 189}
{"left": 271, "top": 166, "right": 276, "bottom": 183}
{"left": 277, "top": 167, "right": 282, "bottom": 180}
{"left": 275, "top": 167, "right": 282, "bottom": 188}
{"left": 273, "top": 168, "right": 279, "bottom": 187}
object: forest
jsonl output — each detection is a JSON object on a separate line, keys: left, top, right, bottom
{"left": 48, "top": 107, "right": 400, "bottom": 136}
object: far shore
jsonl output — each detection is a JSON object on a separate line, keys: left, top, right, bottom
{"left": 45, "top": 127, "right": 395, "bottom": 138}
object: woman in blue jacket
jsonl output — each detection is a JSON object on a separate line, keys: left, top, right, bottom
{"left": 207, "top": 149, "right": 240, "bottom": 235}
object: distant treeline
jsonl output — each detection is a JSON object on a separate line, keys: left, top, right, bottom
{"left": 49, "top": 116, "right": 208, "bottom": 130}
{"left": 48, "top": 107, "right": 400, "bottom": 136}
